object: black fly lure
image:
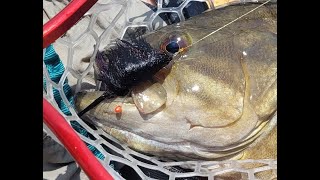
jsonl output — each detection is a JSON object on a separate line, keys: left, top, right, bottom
{"left": 77, "top": 34, "right": 173, "bottom": 117}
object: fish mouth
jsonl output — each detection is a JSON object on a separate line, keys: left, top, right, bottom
{"left": 75, "top": 89, "right": 165, "bottom": 118}
{"left": 74, "top": 85, "right": 276, "bottom": 160}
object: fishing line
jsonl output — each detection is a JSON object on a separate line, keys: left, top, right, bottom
{"left": 179, "top": 0, "right": 271, "bottom": 52}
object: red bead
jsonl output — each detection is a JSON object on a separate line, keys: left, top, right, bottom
{"left": 114, "top": 105, "right": 122, "bottom": 113}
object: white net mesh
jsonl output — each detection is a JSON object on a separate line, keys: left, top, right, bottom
{"left": 43, "top": 0, "right": 277, "bottom": 179}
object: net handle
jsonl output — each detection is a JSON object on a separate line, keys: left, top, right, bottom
{"left": 43, "top": 0, "right": 98, "bottom": 48}
{"left": 43, "top": 99, "right": 114, "bottom": 180}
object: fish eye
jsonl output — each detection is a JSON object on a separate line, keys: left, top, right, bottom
{"left": 160, "top": 32, "right": 192, "bottom": 55}
{"left": 165, "top": 41, "right": 180, "bottom": 54}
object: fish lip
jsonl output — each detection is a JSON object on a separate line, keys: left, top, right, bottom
{"left": 112, "top": 96, "right": 135, "bottom": 104}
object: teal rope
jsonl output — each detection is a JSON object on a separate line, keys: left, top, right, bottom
{"left": 43, "top": 45, "right": 74, "bottom": 115}
{"left": 43, "top": 44, "right": 105, "bottom": 160}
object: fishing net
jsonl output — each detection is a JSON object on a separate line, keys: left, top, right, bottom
{"left": 43, "top": 0, "right": 277, "bottom": 179}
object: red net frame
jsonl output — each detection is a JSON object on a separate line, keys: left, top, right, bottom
{"left": 43, "top": 0, "right": 113, "bottom": 179}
